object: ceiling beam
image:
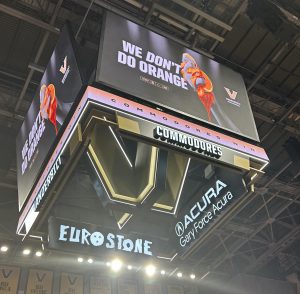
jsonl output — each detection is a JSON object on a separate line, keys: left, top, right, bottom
{"left": 244, "top": 225, "right": 300, "bottom": 273}
{"left": 14, "top": 0, "right": 63, "bottom": 112}
{"left": 152, "top": 4, "right": 225, "bottom": 42}
{"left": 0, "top": 3, "right": 59, "bottom": 35}
{"left": 171, "top": 0, "right": 232, "bottom": 31}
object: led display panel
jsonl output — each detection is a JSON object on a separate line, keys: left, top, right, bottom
{"left": 16, "top": 25, "right": 84, "bottom": 209}
{"left": 97, "top": 12, "right": 259, "bottom": 142}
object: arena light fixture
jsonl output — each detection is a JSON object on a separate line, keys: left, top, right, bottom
{"left": 145, "top": 264, "right": 156, "bottom": 277}
{"left": 160, "top": 270, "right": 166, "bottom": 275}
{"left": 87, "top": 258, "right": 94, "bottom": 264}
{"left": 77, "top": 257, "right": 83, "bottom": 263}
{"left": 177, "top": 272, "right": 183, "bottom": 278}
{"left": 111, "top": 258, "right": 123, "bottom": 272}
{"left": 35, "top": 251, "right": 43, "bottom": 257}
{"left": 0, "top": 246, "right": 8, "bottom": 252}
{"left": 190, "top": 274, "right": 196, "bottom": 280}
{"left": 127, "top": 265, "right": 133, "bottom": 270}
{"left": 23, "top": 249, "right": 31, "bottom": 255}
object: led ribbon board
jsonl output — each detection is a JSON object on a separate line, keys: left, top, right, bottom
{"left": 97, "top": 11, "right": 259, "bottom": 141}
{"left": 17, "top": 87, "right": 268, "bottom": 235}
{"left": 116, "top": 113, "right": 264, "bottom": 171}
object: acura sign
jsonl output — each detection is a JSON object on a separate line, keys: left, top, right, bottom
{"left": 173, "top": 168, "right": 247, "bottom": 251}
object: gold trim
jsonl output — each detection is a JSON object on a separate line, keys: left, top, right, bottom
{"left": 117, "top": 213, "right": 132, "bottom": 227}
{"left": 88, "top": 145, "right": 158, "bottom": 203}
{"left": 152, "top": 203, "right": 174, "bottom": 211}
{"left": 234, "top": 155, "right": 250, "bottom": 170}
{"left": 117, "top": 115, "right": 140, "bottom": 134}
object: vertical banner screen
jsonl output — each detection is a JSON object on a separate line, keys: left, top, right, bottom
{"left": 90, "top": 276, "right": 111, "bottom": 294}
{"left": 118, "top": 279, "right": 138, "bottom": 294}
{"left": 0, "top": 265, "right": 20, "bottom": 294}
{"left": 16, "top": 25, "right": 83, "bottom": 209}
{"left": 59, "top": 273, "right": 83, "bottom": 294}
{"left": 144, "top": 284, "right": 162, "bottom": 294}
{"left": 167, "top": 285, "right": 184, "bottom": 294}
{"left": 26, "top": 269, "right": 53, "bottom": 294}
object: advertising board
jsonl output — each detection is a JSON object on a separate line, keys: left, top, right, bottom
{"left": 16, "top": 24, "right": 83, "bottom": 209}
{"left": 97, "top": 12, "right": 259, "bottom": 141}
{"left": 48, "top": 217, "right": 155, "bottom": 257}
{"left": 173, "top": 166, "right": 247, "bottom": 252}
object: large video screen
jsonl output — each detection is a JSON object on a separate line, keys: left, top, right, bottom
{"left": 16, "top": 25, "right": 83, "bottom": 209}
{"left": 96, "top": 12, "right": 259, "bottom": 142}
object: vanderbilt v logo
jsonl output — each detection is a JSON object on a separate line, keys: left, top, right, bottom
{"left": 60, "top": 56, "right": 67, "bottom": 74}
{"left": 67, "top": 275, "right": 77, "bottom": 285}
{"left": 36, "top": 273, "right": 46, "bottom": 282}
{"left": 224, "top": 87, "right": 238, "bottom": 100}
{"left": 2, "top": 269, "right": 12, "bottom": 278}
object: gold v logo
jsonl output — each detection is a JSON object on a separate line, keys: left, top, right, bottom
{"left": 60, "top": 56, "right": 67, "bottom": 74}
{"left": 36, "top": 273, "right": 46, "bottom": 282}
{"left": 224, "top": 87, "right": 237, "bottom": 100}
{"left": 67, "top": 275, "right": 77, "bottom": 285}
{"left": 2, "top": 269, "right": 12, "bottom": 278}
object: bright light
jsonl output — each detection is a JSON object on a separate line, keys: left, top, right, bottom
{"left": 0, "top": 246, "right": 8, "bottom": 252}
{"left": 35, "top": 251, "right": 42, "bottom": 257}
{"left": 161, "top": 270, "right": 166, "bottom": 275}
{"left": 145, "top": 264, "right": 156, "bottom": 277}
{"left": 87, "top": 258, "right": 93, "bottom": 264}
{"left": 127, "top": 265, "right": 133, "bottom": 270}
{"left": 106, "top": 262, "right": 111, "bottom": 267}
{"left": 111, "top": 258, "right": 123, "bottom": 272}
{"left": 177, "top": 272, "right": 182, "bottom": 278}
{"left": 77, "top": 257, "right": 83, "bottom": 263}
{"left": 23, "top": 249, "right": 31, "bottom": 255}
{"left": 190, "top": 274, "right": 196, "bottom": 280}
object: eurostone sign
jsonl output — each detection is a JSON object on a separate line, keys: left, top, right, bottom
{"left": 48, "top": 217, "right": 154, "bottom": 257}
{"left": 17, "top": 87, "right": 268, "bottom": 236}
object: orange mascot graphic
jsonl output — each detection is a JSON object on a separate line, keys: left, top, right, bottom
{"left": 180, "top": 53, "right": 215, "bottom": 120}
{"left": 40, "top": 84, "right": 58, "bottom": 134}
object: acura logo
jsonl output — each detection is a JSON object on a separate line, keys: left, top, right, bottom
{"left": 175, "top": 222, "right": 184, "bottom": 236}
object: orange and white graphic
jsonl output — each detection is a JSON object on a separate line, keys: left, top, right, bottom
{"left": 40, "top": 84, "right": 58, "bottom": 134}
{"left": 180, "top": 53, "right": 215, "bottom": 120}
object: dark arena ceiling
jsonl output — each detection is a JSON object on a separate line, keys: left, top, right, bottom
{"left": 0, "top": 0, "right": 300, "bottom": 290}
